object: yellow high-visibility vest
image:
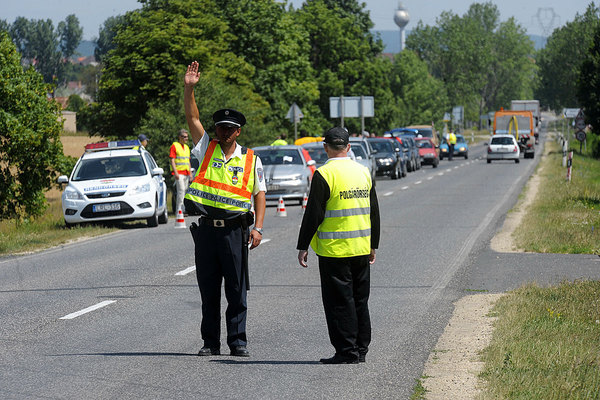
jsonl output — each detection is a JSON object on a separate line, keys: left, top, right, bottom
{"left": 448, "top": 133, "right": 457, "bottom": 145}
{"left": 185, "top": 140, "right": 256, "bottom": 213}
{"left": 170, "top": 142, "right": 191, "bottom": 173}
{"left": 310, "top": 158, "right": 372, "bottom": 258}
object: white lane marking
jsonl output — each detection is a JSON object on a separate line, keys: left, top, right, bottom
{"left": 427, "top": 176, "right": 434, "bottom": 180}
{"left": 384, "top": 191, "right": 394, "bottom": 197}
{"left": 60, "top": 300, "right": 116, "bottom": 320}
{"left": 454, "top": 166, "right": 459, "bottom": 169}
{"left": 445, "top": 168, "right": 452, "bottom": 172}
{"left": 175, "top": 266, "right": 196, "bottom": 276}
{"left": 432, "top": 174, "right": 525, "bottom": 290}
{"left": 401, "top": 186, "right": 409, "bottom": 190}
{"left": 438, "top": 172, "right": 444, "bottom": 176}
{"left": 415, "top": 181, "right": 422, "bottom": 185}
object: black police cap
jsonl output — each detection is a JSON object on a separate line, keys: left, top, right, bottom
{"left": 212, "top": 109, "right": 246, "bottom": 128}
{"left": 323, "top": 126, "right": 349, "bottom": 145}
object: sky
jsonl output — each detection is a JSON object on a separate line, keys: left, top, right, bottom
{"left": 2, "top": 0, "right": 595, "bottom": 40}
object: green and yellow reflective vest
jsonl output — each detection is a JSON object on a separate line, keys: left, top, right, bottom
{"left": 170, "top": 142, "right": 191, "bottom": 174}
{"left": 185, "top": 140, "right": 256, "bottom": 213}
{"left": 310, "top": 158, "right": 372, "bottom": 258}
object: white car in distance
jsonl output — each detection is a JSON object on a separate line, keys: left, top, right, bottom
{"left": 58, "top": 140, "right": 168, "bottom": 227}
{"left": 487, "top": 134, "right": 521, "bottom": 164}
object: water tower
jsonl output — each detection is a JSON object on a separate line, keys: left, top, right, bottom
{"left": 394, "top": 2, "right": 409, "bottom": 52}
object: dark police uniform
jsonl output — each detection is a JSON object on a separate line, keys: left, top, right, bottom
{"left": 297, "top": 127, "right": 380, "bottom": 364}
{"left": 184, "top": 109, "right": 266, "bottom": 357}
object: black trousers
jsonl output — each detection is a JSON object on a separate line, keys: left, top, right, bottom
{"left": 318, "top": 255, "right": 371, "bottom": 357}
{"left": 194, "top": 223, "right": 248, "bottom": 348}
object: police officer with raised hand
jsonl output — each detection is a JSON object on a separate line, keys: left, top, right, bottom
{"left": 297, "top": 127, "right": 380, "bottom": 364}
{"left": 183, "top": 61, "right": 266, "bottom": 358}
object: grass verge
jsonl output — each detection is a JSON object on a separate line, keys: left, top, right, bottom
{"left": 512, "top": 134, "right": 600, "bottom": 254}
{"left": 480, "top": 128, "right": 600, "bottom": 399}
{"left": 480, "top": 281, "right": 600, "bottom": 399}
{"left": 0, "top": 196, "right": 115, "bottom": 256}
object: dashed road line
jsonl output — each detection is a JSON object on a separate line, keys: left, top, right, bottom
{"left": 175, "top": 266, "right": 196, "bottom": 276}
{"left": 415, "top": 180, "right": 422, "bottom": 185}
{"left": 384, "top": 191, "right": 394, "bottom": 197}
{"left": 401, "top": 186, "right": 409, "bottom": 190}
{"left": 427, "top": 176, "right": 434, "bottom": 180}
{"left": 60, "top": 300, "right": 116, "bottom": 320}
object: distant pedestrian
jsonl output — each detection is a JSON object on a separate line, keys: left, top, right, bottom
{"left": 448, "top": 130, "right": 457, "bottom": 161}
{"left": 137, "top": 134, "right": 148, "bottom": 149}
{"left": 170, "top": 129, "right": 191, "bottom": 214}
{"left": 270, "top": 132, "right": 288, "bottom": 146}
{"left": 297, "top": 126, "right": 380, "bottom": 364}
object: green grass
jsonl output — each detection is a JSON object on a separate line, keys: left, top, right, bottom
{"left": 480, "top": 281, "right": 600, "bottom": 399}
{"left": 512, "top": 135, "right": 600, "bottom": 254}
{"left": 0, "top": 199, "right": 115, "bottom": 256}
{"left": 479, "top": 128, "right": 600, "bottom": 399}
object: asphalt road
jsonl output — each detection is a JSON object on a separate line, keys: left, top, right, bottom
{"left": 2, "top": 130, "right": 599, "bottom": 399}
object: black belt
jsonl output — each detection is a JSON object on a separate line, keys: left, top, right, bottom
{"left": 198, "top": 216, "right": 242, "bottom": 228}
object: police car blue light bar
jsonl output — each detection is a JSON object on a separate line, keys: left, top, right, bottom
{"left": 85, "top": 140, "right": 140, "bottom": 151}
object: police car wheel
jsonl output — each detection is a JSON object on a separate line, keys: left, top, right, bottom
{"left": 158, "top": 206, "right": 168, "bottom": 224}
{"left": 147, "top": 205, "right": 159, "bottom": 227}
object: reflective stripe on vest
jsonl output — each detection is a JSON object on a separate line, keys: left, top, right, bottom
{"left": 185, "top": 140, "right": 255, "bottom": 212}
{"left": 310, "top": 158, "right": 372, "bottom": 258}
{"left": 170, "top": 142, "right": 191, "bottom": 173}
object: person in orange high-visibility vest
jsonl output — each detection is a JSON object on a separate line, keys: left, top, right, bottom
{"left": 183, "top": 61, "right": 266, "bottom": 358}
{"left": 169, "top": 129, "right": 191, "bottom": 214}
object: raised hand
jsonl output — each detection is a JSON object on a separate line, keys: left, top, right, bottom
{"left": 184, "top": 61, "right": 201, "bottom": 87}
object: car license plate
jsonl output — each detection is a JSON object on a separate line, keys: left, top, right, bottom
{"left": 93, "top": 203, "right": 121, "bottom": 212}
{"left": 267, "top": 184, "right": 280, "bottom": 191}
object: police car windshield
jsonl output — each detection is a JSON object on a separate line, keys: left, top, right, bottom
{"left": 254, "top": 149, "right": 303, "bottom": 165}
{"left": 72, "top": 156, "right": 147, "bottom": 181}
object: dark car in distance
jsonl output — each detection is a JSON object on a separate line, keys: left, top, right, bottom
{"left": 366, "top": 137, "right": 403, "bottom": 179}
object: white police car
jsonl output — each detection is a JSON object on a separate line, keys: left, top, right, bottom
{"left": 57, "top": 140, "right": 168, "bottom": 227}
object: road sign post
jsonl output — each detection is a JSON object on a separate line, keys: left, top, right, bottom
{"left": 329, "top": 96, "right": 374, "bottom": 132}
{"left": 286, "top": 103, "right": 304, "bottom": 142}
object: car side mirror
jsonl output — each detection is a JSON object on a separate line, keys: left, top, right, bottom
{"left": 58, "top": 175, "right": 68, "bottom": 184}
{"left": 371, "top": 149, "right": 378, "bottom": 154}
{"left": 152, "top": 167, "right": 164, "bottom": 176}
{"left": 307, "top": 159, "right": 316, "bottom": 166}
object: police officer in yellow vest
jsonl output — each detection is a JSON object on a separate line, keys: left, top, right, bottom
{"left": 448, "top": 130, "right": 457, "bottom": 161}
{"left": 183, "top": 61, "right": 266, "bottom": 358}
{"left": 169, "top": 129, "right": 191, "bottom": 214}
{"left": 297, "top": 127, "right": 380, "bottom": 364}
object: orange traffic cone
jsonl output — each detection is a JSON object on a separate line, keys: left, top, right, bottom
{"left": 276, "top": 196, "right": 287, "bottom": 217}
{"left": 174, "top": 207, "right": 187, "bottom": 228}
{"left": 301, "top": 192, "right": 308, "bottom": 210}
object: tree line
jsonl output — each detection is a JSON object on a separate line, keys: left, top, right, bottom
{"left": 2, "top": 0, "right": 600, "bottom": 220}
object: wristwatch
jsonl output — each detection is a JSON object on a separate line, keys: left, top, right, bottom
{"left": 253, "top": 227, "right": 263, "bottom": 235}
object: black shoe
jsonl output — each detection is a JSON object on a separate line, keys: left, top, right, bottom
{"left": 358, "top": 352, "right": 367, "bottom": 363}
{"left": 198, "top": 346, "right": 220, "bottom": 356}
{"left": 230, "top": 345, "right": 250, "bottom": 357}
{"left": 319, "top": 354, "right": 359, "bottom": 364}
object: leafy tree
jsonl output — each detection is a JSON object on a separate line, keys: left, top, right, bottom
{"left": 89, "top": 0, "right": 268, "bottom": 141}
{"left": 406, "top": 3, "right": 535, "bottom": 122}
{"left": 94, "top": 15, "right": 126, "bottom": 63}
{"left": 58, "top": 14, "right": 83, "bottom": 60}
{"left": 577, "top": 22, "right": 600, "bottom": 156}
{"left": 295, "top": 0, "right": 392, "bottom": 134}
{"left": 66, "top": 94, "right": 86, "bottom": 112}
{"left": 389, "top": 50, "right": 449, "bottom": 127}
{"left": 6, "top": 15, "right": 83, "bottom": 85}
{"left": 213, "top": 0, "right": 323, "bottom": 139}
{"left": 0, "top": 32, "right": 69, "bottom": 220}
{"left": 537, "top": 3, "right": 600, "bottom": 112}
